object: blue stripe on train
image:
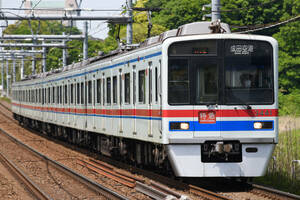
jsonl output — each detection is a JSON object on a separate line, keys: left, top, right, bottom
{"left": 169, "top": 120, "right": 274, "bottom": 131}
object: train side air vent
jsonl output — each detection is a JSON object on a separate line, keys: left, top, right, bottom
{"left": 177, "top": 21, "right": 231, "bottom": 36}
{"left": 159, "top": 29, "right": 177, "bottom": 42}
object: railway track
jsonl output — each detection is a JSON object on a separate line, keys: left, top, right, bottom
{"left": 1, "top": 101, "right": 300, "bottom": 200}
{"left": 0, "top": 150, "right": 51, "bottom": 200}
{"left": 0, "top": 127, "right": 128, "bottom": 200}
{"left": 249, "top": 184, "right": 300, "bottom": 200}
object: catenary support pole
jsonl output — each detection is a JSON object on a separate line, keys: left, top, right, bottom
{"left": 126, "top": 0, "right": 133, "bottom": 45}
{"left": 42, "top": 42, "right": 47, "bottom": 73}
{"left": 211, "top": 0, "right": 221, "bottom": 21}
{"left": 83, "top": 21, "right": 88, "bottom": 60}
{"left": 6, "top": 59, "right": 9, "bottom": 96}
{"left": 1, "top": 60, "right": 4, "bottom": 96}
{"left": 32, "top": 39, "right": 36, "bottom": 75}
{"left": 21, "top": 57, "right": 24, "bottom": 80}
{"left": 12, "top": 55, "right": 16, "bottom": 82}
{"left": 63, "top": 32, "right": 67, "bottom": 67}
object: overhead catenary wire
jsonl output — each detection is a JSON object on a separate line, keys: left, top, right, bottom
{"left": 31, "top": 0, "right": 43, "bottom": 10}
{"left": 237, "top": 15, "right": 300, "bottom": 34}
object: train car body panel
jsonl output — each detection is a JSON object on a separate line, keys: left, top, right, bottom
{"left": 162, "top": 34, "right": 278, "bottom": 176}
{"left": 11, "top": 23, "right": 278, "bottom": 177}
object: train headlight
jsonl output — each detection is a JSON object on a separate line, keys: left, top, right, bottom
{"left": 253, "top": 121, "right": 273, "bottom": 129}
{"left": 180, "top": 122, "right": 190, "bottom": 130}
{"left": 170, "top": 122, "right": 190, "bottom": 130}
{"left": 254, "top": 122, "right": 263, "bottom": 129}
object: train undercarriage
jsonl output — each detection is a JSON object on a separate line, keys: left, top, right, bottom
{"left": 13, "top": 113, "right": 171, "bottom": 174}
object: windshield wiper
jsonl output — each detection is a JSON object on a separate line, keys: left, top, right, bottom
{"left": 225, "top": 94, "right": 252, "bottom": 109}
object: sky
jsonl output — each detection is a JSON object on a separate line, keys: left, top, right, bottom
{"left": 0, "top": 0, "right": 127, "bottom": 39}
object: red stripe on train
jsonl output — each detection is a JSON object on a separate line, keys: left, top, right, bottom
{"left": 12, "top": 103, "right": 277, "bottom": 118}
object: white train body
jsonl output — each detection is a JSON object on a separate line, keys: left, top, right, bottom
{"left": 12, "top": 22, "right": 278, "bottom": 177}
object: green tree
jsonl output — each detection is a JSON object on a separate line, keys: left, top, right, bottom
{"left": 146, "top": 0, "right": 209, "bottom": 30}
{"left": 108, "top": 0, "right": 167, "bottom": 44}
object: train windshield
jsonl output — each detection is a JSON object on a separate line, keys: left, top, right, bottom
{"left": 168, "top": 39, "right": 274, "bottom": 105}
{"left": 224, "top": 40, "right": 274, "bottom": 104}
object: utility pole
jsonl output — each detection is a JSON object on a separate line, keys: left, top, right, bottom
{"left": 83, "top": 21, "right": 88, "bottom": 60}
{"left": 127, "top": 0, "right": 133, "bottom": 45}
{"left": 211, "top": 0, "right": 221, "bottom": 21}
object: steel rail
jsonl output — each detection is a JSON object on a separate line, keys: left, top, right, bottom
{"left": 0, "top": 128, "right": 128, "bottom": 200}
{"left": 0, "top": 149, "right": 52, "bottom": 200}
{"left": 189, "top": 185, "right": 232, "bottom": 200}
{"left": 252, "top": 184, "right": 300, "bottom": 200}
{"left": 135, "top": 181, "right": 175, "bottom": 200}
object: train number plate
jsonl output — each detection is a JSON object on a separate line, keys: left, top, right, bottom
{"left": 198, "top": 111, "right": 216, "bottom": 124}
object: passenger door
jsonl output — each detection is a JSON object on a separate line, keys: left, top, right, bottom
{"left": 191, "top": 58, "right": 221, "bottom": 138}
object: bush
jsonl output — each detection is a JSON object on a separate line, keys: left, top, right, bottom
{"left": 279, "top": 90, "right": 300, "bottom": 116}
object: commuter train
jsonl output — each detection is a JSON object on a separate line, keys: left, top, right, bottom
{"left": 11, "top": 22, "right": 278, "bottom": 177}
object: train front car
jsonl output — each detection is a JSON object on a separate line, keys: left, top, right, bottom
{"left": 163, "top": 34, "right": 278, "bottom": 177}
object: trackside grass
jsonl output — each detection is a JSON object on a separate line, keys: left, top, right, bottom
{"left": 255, "top": 126, "right": 300, "bottom": 195}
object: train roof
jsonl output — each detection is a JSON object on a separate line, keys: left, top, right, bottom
{"left": 20, "top": 21, "right": 231, "bottom": 82}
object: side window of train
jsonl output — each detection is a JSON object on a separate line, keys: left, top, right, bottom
{"left": 124, "top": 73, "right": 130, "bottom": 104}
{"left": 36, "top": 89, "right": 38, "bottom": 103}
{"left": 39, "top": 88, "right": 41, "bottom": 103}
{"left": 96, "top": 78, "right": 101, "bottom": 104}
{"left": 56, "top": 86, "right": 59, "bottom": 104}
{"left": 155, "top": 67, "right": 158, "bottom": 103}
{"left": 81, "top": 82, "right": 84, "bottom": 105}
{"left": 113, "top": 76, "right": 117, "bottom": 104}
{"left": 65, "top": 85, "right": 68, "bottom": 104}
{"left": 70, "top": 84, "right": 74, "bottom": 104}
{"left": 138, "top": 70, "right": 146, "bottom": 104}
{"left": 119, "top": 71, "right": 122, "bottom": 105}
{"left": 133, "top": 65, "right": 136, "bottom": 105}
{"left": 47, "top": 88, "right": 50, "bottom": 104}
{"left": 102, "top": 76, "right": 105, "bottom": 105}
{"left": 57, "top": 86, "right": 59, "bottom": 104}
{"left": 93, "top": 79, "right": 96, "bottom": 106}
{"left": 149, "top": 62, "right": 152, "bottom": 104}
{"left": 88, "top": 80, "right": 92, "bottom": 104}
{"left": 106, "top": 77, "right": 111, "bottom": 104}
{"left": 60, "top": 86, "right": 62, "bottom": 104}
{"left": 42, "top": 88, "right": 45, "bottom": 105}
{"left": 52, "top": 87, "right": 55, "bottom": 104}
{"left": 77, "top": 83, "right": 80, "bottom": 104}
